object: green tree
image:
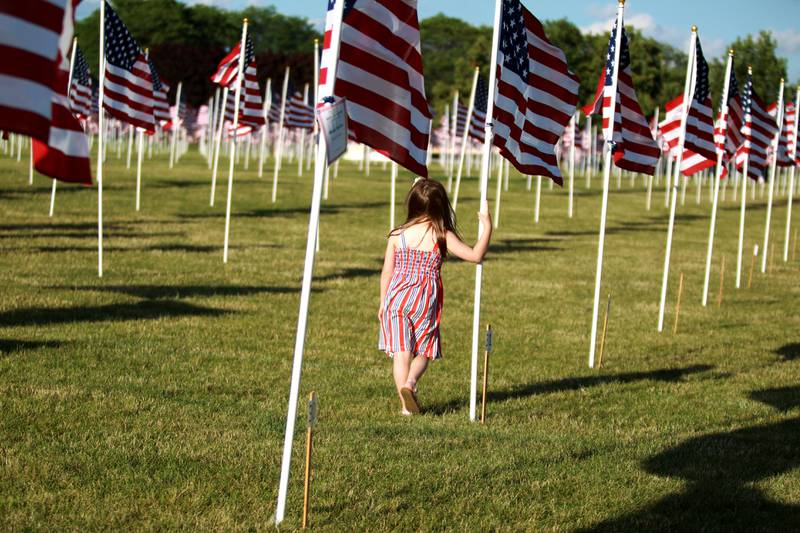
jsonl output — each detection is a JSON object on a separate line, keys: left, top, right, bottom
{"left": 728, "top": 31, "right": 788, "bottom": 102}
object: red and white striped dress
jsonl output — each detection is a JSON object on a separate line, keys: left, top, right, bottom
{"left": 379, "top": 231, "right": 443, "bottom": 359}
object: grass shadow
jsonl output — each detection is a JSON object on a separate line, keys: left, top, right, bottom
{"left": 775, "top": 343, "right": 800, "bottom": 361}
{"left": 489, "top": 238, "right": 563, "bottom": 255}
{"left": 51, "top": 284, "right": 301, "bottom": 299}
{"left": 426, "top": 364, "right": 715, "bottom": 415}
{"left": 316, "top": 267, "right": 381, "bottom": 282}
{"left": 582, "top": 386, "right": 800, "bottom": 531}
{"left": 0, "top": 300, "right": 231, "bottom": 327}
{"left": 0, "top": 338, "right": 62, "bottom": 355}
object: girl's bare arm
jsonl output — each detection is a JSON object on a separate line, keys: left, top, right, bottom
{"left": 378, "top": 237, "right": 396, "bottom": 318}
{"left": 446, "top": 210, "right": 492, "bottom": 263}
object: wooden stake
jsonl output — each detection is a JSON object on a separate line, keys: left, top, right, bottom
{"left": 793, "top": 228, "right": 798, "bottom": 262}
{"left": 769, "top": 238, "right": 775, "bottom": 272}
{"left": 717, "top": 255, "right": 725, "bottom": 308}
{"left": 748, "top": 245, "right": 758, "bottom": 289}
{"left": 597, "top": 294, "right": 612, "bottom": 368}
{"left": 673, "top": 272, "right": 684, "bottom": 335}
{"left": 480, "top": 325, "right": 492, "bottom": 424}
{"left": 302, "top": 391, "right": 318, "bottom": 529}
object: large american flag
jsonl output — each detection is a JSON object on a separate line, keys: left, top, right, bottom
{"left": 69, "top": 45, "right": 92, "bottom": 120}
{"left": 735, "top": 72, "right": 778, "bottom": 180}
{"left": 267, "top": 93, "right": 282, "bottom": 124}
{"left": 492, "top": 0, "right": 579, "bottom": 185}
{"left": 322, "top": 0, "right": 432, "bottom": 176}
{"left": 768, "top": 101, "right": 796, "bottom": 167}
{"left": 0, "top": 1, "right": 70, "bottom": 142}
{"left": 584, "top": 19, "right": 659, "bottom": 175}
{"left": 714, "top": 63, "right": 745, "bottom": 162}
{"left": 455, "top": 101, "right": 468, "bottom": 137}
{"left": 680, "top": 38, "right": 716, "bottom": 175}
{"left": 211, "top": 43, "right": 241, "bottom": 88}
{"left": 285, "top": 84, "right": 314, "bottom": 130}
{"left": 103, "top": 2, "right": 155, "bottom": 132}
{"left": 238, "top": 38, "right": 264, "bottom": 130}
{"left": 468, "top": 74, "right": 488, "bottom": 143}
{"left": 31, "top": 0, "right": 92, "bottom": 185}
{"left": 147, "top": 57, "right": 171, "bottom": 124}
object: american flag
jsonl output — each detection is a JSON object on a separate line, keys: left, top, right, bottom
{"left": 768, "top": 101, "right": 796, "bottom": 167}
{"left": 0, "top": 1, "right": 70, "bottom": 142}
{"left": 468, "top": 74, "right": 488, "bottom": 143}
{"left": 285, "top": 85, "right": 314, "bottom": 130}
{"left": 680, "top": 38, "right": 717, "bottom": 175}
{"left": 455, "top": 102, "right": 469, "bottom": 137}
{"left": 69, "top": 45, "right": 92, "bottom": 120}
{"left": 147, "top": 57, "right": 171, "bottom": 124}
{"left": 31, "top": 0, "right": 92, "bottom": 185}
{"left": 492, "top": 0, "right": 579, "bottom": 184}
{"left": 238, "top": 38, "right": 264, "bottom": 130}
{"left": 713, "top": 64, "right": 745, "bottom": 161}
{"left": 103, "top": 2, "right": 155, "bottom": 132}
{"left": 584, "top": 19, "right": 659, "bottom": 175}
{"left": 267, "top": 93, "right": 282, "bottom": 124}
{"left": 322, "top": 0, "right": 432, "bottom": 176}
{"left": 211, "top": 43, "right": 242, "bottom": 88}
{"left": 735, "top": 72, "right": 778, "bottom": 180}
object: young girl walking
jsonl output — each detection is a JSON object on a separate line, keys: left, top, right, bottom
{"left": 378, "top": 178, "right": 492, "bottom": 415}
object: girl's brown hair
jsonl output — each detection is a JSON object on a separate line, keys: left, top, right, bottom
{"left": 390, "top": 178, "right": 459, "bottom": 256}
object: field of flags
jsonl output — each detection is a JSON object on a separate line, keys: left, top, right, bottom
{"left": 1, "top": 0, "right": 799, "bottom": 529}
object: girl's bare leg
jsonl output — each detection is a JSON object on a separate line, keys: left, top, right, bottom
{"left": 392, "top": 351, "right": 413, "bottom": 404}
{"left": 406, "top": 355, "right": 429, "bottom": 391}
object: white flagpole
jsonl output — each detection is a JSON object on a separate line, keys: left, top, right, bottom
{"left": 390, "top": 162, "right": 397, "bottom": 229}
{"left": 258, "top": 78, "right": 272, "bottom": 178}
{"left": 760, "top": 78, "right": 784, "bottom": 272}
{"left": 222, "top": 19, "right": 248, "bottom": 263}
{"left": 135, "top": 128, "right": 144, "bottom": 210}
{"left": 443, "top": 103, "right": 450, "bottom": 171}
{"left": 275, "top": 0, "right": 345, "bottom": 523}
{"left": 50, "top": 36, "right": 79, "bottom": 217}
{"left": 447, "top": 91, "right": 459, "bottom": 191}
{"left": 272, "top": 66, "right": 290, "bottom": 203}
{"left": 493, "top": 150, "right": 502, "bottom": 227}
{"left": 701, "top": 50, "right": 734, "bottom": 306}
{"left": 452, "top": 67, "right": 480, "bottom": 211}
{"left": 784, "top": 85, "right": 800, "bottom": 262}
{"left": 169, "top": 81, "right": 182, "bottom": 169}
{"left": 298, "top": 83, "right": 309, "bottom": 176}
{"left": 568, "top": 112, "right": 576, "bottom": 218}
{"left": 126, "top": 123, "right": 133, "bottom": 168}
{"left": 657, "top": 27, "right": 697, "bottom": 333}
{"left": 208, "top": 87, "right": 219, "bottom": 168}
{"left": 736, "top": 66, "right": 754, "bottom": 289}
{"left": 210, "top": 86, "right": 228, "bottom": 206}
{"left": 585, "top": 115, "right": 592, "bottom": 188}
{"left": 646, "top": 107, "right": 659, "bottom": 211}
{"left": 534, "top": 175, "right": 542, "bottom": 222}
{"left": 97, "top": 1, "right": 106, "bottom": 277}
{"left": 588, "top": 1, "right": 625, "bottom": 368}
{"left": 469, "top": 0, "right": 502, "bottom": 421}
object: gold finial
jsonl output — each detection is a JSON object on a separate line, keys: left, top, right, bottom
{"left": 243, "top": 17, "right": 248, "bottom": 24}
{"left": 780, "top": 78, "right": 784, "bottom": 83}
{"left": 619, "top": 0, "right": 625, "bottom": 5}
{"left": 474, "top": 66, "right": 480, "bottom": 72}
{"left": 314, "top": 38, "right": 318, "bottom": 45}
{"left": 691, "top": 25, "right": 697, "bottom": 32}
{"left": 729, "top": 49, "right": 734, "bottom": 56}
{"left": 748, "top": 65, "right": 753, "bottom": 74}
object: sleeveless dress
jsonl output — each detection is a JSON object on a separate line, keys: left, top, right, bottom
{"left": 379, "top": 231, "right": 444, "bottom": 359}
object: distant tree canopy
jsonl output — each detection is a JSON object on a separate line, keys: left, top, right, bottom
{"left": 76, "top": 0, "right": 320, "bottom": 107}
{"left": 76, "top": 3, "right": 791, "bottom": 116}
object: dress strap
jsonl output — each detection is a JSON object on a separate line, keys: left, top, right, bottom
{"left": 399, "top": 232, "right": 407, "bottom": 249}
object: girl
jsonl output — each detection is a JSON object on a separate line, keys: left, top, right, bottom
{"left": 378, "top": 178, "right": 492, "bottom": 415}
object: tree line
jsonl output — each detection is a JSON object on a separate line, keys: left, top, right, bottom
{"left": 77, "top": 2, "right": 791, "bottom": 118}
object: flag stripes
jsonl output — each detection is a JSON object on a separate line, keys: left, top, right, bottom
{"left": 468, "top": 74, "right": 487, "bottom": 143}
{"left": 735, "top": 74, "right": 778, "bottom": 180}
{"left": 492, "top": 0, "right": 579, "bottom": 184}
{"left": 285, "top": 89, "right": 314, "bottom": 130}
{"left": 69, "top": 45, "right": 92, "bottom": 119}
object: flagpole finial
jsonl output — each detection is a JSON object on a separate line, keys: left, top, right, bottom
{"left": 475, "top": 66, "right": 480, "bottom": 72}
{"left": 691, "top": 25, "right": 697, "bottom": 33}
{"left": 243, "top": 17, "right": 248, "bottom": 24}
{"left": 729, "top": 49, "right": 734, "bottom": 56}
{"left": 619, "top": 0, "right": 625, "bottom": 5}
{"left": 314, "top": 38, "right": 318, "bottom": 45}
{"left": 747, "top": 65, "right": 753, "bottom": 74}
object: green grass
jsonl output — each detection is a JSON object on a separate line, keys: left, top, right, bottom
{"left": 0, "top": 141, "right": 799, "bottom": 531}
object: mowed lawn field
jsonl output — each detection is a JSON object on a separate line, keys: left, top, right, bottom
{"left": 1, "top": 142, "right": 799, "bottom": 531}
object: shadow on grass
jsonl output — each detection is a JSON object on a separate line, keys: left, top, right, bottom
{"left": 51, "top": 284, "right": 302, "bottom": 299}
{"left": 582, "top": 386, "right": 800, "bottom": 531}
{"left": 0, "top": 338, "right": 62, "bottom": 354}
{"left": 316, "top": 267, "right": 381, "bottom": 282}
{"left": 426, "top": 364, "right": 715, "bottom": 415}
{"left": 775, "top": 342, "right": 800, "bottom": 361}
{"left": 488, "top": 238, "right": 564, "bottom": 255}
{"left": 12, "top": 243, "right": 282, "bottom": 253}
{"left": 0, "top": 230, "right": 185, "bottom": 240}
{"left": 545, "top": 220, "right": 666, "bottom": 238}
{"left": 177, "top": 200, "right": 390, "bottom": 221}
{"left": 0, "top": 300, "right": 231, "bottom": 327}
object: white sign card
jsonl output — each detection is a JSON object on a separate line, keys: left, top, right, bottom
{"left": 316, "top": 98, "right": 348, "bottom": 165}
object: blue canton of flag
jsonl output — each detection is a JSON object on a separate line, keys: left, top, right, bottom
{"left": 499, "top": 0, "right": 528, "bottom": 79}
{"left": 604, "top": 21, "right": 630, "bottom": 88}
{"left": 104, "top": 1, "right": 142, "bottom": 71}
{"left": 693, "top": 40, "right": 709, "bottom": 102}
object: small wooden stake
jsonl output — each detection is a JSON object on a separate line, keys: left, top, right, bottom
{"left": 597, "top": 294, "right": 611, "bottom": 368}
{"left": 769, "top": 238, "right": 776, "bottom": 273}
{"left": 717, "top": 255, "right": 725, "bottom": 308}
{"left": 673, "top": 272, "right": 684, "bottom": 334}
{"left": 302, "top": 391, "right": 318, "bottom": 529}
{"left": 747, "top": 245, "right": 758, "bottom": 289}
{"left": 480, "top": 324, "right": 492, "bottom": 424}
{"left": 793, "top": 228, "right": 797, "bottom": 262}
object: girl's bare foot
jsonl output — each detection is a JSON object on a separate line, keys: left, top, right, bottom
{"left": 400, "top": 386, "right": 420, "bottom": 414}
